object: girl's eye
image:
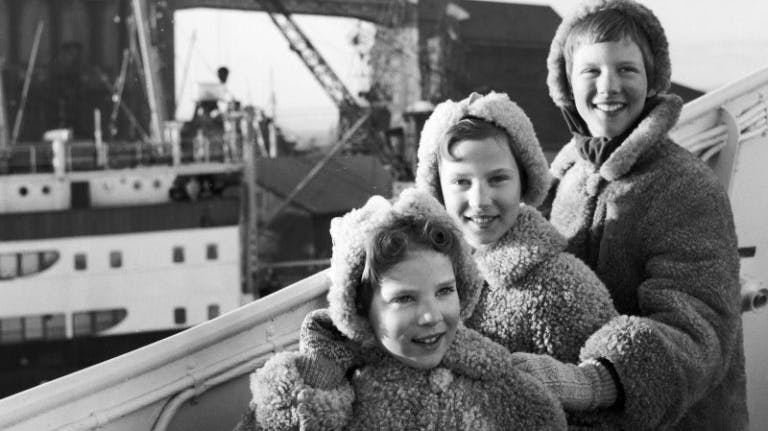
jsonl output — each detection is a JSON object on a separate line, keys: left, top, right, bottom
{"left": 451, "top": 178, "right": 471, "bottom": 188}
{"left": 489, "top": 174, "right": 509, "bottom": 185}
{"left": 437, "top": 285, "right": 456, "bottom": 296}
{"left": 391, "top": 295, "right": 414, "bottom": 304}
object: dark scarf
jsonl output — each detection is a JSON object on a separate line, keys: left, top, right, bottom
{"left": 562, "top": 97, "right": 661, "bottom": 168}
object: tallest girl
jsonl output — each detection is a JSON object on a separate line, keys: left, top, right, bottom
{"left": 516, "top": 0, "right": 748, "bottom": 430}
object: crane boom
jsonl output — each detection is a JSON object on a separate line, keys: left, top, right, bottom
{"left": 259, "top": 0, "right": 360, "bottom": 113}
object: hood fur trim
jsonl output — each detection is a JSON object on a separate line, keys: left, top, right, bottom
{"left": 328, "top": 188, "right": 484, "bottom": 347}
{"left": 547, "top": 0, "right": 672, "bottom": 108}
{"left": 415, "top": 91, "right": 552, "bottom": 207}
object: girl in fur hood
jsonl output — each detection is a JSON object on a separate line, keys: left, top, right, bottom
{"left": 512, "top": 0, "right": 747, "bottom": 430}
{"left": 415, "top": 91, "right": 618, "bottom": 412}
{"left": 243, "top": 188, "right": 567, "bottom": 431}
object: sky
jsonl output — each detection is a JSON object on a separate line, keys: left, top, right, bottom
{"left": 174, "top": 0, "right": 768, "bottom": 144}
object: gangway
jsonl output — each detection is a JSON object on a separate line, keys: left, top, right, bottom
{"left": 1, "top": 67, "right": 768, "bottom": 430}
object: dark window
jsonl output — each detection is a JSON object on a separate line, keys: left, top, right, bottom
{"left": 0, "top": 317, "right": 24, "bottom": 343}
{"left": 173, "top": 246, "right": 185, "bottom": 263}
{"left": 0, "top": 251, "right": 59, "bottom": 280}
{"left": 0, "top": 254, "right": 17, "bottom": 279}
{"left": 110, "top": 251, "right": 122, "bottom": 268}
{"left": 0, "top": 314, "right": 66, "bottom": 344}
{"left": 206, "top": 244, "right": 218, "bottom": 260}
{"left": 72, "top": 313, "right": 91, "bottom": 337}
{"left": 74, "top": 253, "right": 87, "bottom": 270}
{"left": 24, "top": 315, "right": 44, "bottom": 340}
{"left": 174, "top": 307, "right": 186, "bottom": 324}
{"left": 208, "top": 304, "right": 220, "bottom": 319}
{"left": 43, "top": 314, "right": 66, "bottom": 339}
{"left": 72, "top": 309, "right": 128, "bottom": 337}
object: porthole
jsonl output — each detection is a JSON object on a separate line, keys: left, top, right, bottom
{"left": 153, "top": 179, "right": 162, "bottom": 189}
{"left": 42, "top": 185, "right": 50, "bottom": 194}
{"left": 18, "top": 186, "right": 28, "bottom": 196}
{"left": 133, "top": 181, "right": 142, "bottom": 190}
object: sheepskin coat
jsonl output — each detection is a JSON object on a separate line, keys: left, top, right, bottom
{"left": 544, "top": 95, "right": 747, "bottom": 430}
{"left": 545, "top": 1, "right": 747, "bottom": 429}
{"left": 465, "top": 205, "right": 617, "bottom": 363}
{"left": 243, "top": 189, "right": 567, "bottom": 430}
{"left": 251, "top": 326, "right": 567, "bottom": 431}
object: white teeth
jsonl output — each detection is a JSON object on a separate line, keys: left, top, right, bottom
{"left": 595, "top": 103, "right": 623, "bottom": 112}
{"left": 414, "top": 334, "right": 441, "bottom": 345}
{"left": 469, "top": 216, "right": 495, "bottom": 224}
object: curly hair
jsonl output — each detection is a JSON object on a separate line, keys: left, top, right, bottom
{"left": 356, "top": 216, "right": 461, "bottom": 315}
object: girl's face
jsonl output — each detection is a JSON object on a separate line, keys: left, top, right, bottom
{"left": 438, "top": 136, "right": 522, "bottom": 248}
{"left": 368, "top": 248, "right": 459, "bottom": 369}
{"left": 570, "top": 37, "right": 652, "bottom": 138}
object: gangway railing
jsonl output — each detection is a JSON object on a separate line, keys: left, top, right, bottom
{"left": 671, "top": 65, "right": 768, "bottom": 431}
{"left": 1, "top": 67, "right": 768, "bottom": 431}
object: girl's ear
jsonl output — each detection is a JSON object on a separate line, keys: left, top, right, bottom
{"left": 647, "top": 88, "right": 657, "bottom": 98}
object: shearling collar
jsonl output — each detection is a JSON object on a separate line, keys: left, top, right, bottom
{"left": 473, "top": 205, "right": 566, "bottom": 288}
{"left": 550, "top": 94, "right": 683, "bottom": 181}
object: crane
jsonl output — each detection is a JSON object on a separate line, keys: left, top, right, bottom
{"left": 257, "top": 0, "right": 412, "bottom": 180}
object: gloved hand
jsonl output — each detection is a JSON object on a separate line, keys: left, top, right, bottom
{"left": 298, "top": 308, "right": 360, "bottom": 389}
{"left": 251, "top": 351, "right": 355, "bottom": 431}
{"left": 511, "top": 352, "right": 618, "bottom": 411}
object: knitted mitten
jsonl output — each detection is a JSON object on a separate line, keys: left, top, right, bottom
{"left": 510, "top": 352, "right": 618, "bottom": 411}
{"left": 299, "top": 309, "right": 360, "bottom": 389}
{"left": 251, "top": 351, "right": 354, "bottom": 431}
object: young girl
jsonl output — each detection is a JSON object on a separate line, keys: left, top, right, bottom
{"left": 246, "top": 188, "right": 567, "bottom": 430}
{"left": 513, "top": 0, "right": 747, "bottom": 430}
{"left": 415, "top": 91, "right": 619, "bottom": 410}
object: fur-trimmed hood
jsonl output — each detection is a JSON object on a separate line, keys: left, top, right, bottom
{"left": 547, "top": 0, "right": 672, "bottom": 108}
{"left": 550, "top": 94, "right": 683, "bottom": 181}
{"left": 415, "top": 91, "right": 551, "bottom": 207}
{"left": 327, "top": 187, "right": 484, "bottom": 347}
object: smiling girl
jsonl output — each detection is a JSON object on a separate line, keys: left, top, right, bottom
{"left": 245, "top": 188, "right": 567, "bottom": 430}
{"left": 514, "top": 0, "right": 747, "bottom": 430}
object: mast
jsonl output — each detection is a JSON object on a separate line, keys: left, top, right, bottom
{"left": 131, "top": 0, "right": 168, "bottom": 144}
{"left": 0, "top": 57, "right": 8, "bottom": 150}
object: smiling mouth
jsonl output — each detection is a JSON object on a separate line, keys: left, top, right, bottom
{"left": 466, "top": 215, "right": 497, "bottom": 228}
{"left": 412, "top": 332, "right": 444, "bottom": 346}
{"left": 594, "top": 102, "right": 625, "bottom": 112}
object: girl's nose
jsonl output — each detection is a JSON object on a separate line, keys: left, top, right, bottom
{"left": 596, "top": 70, "right": 619, "bottom": 94}
{"left": 417, "top": 301, "right": 442, "bottom": 326}
{"left": 468, "top": 183, "right": 491, "bottom": 209}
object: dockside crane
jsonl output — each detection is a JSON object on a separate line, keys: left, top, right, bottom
{"left": 256, "top": 0, "right": 413, "bottom": 182}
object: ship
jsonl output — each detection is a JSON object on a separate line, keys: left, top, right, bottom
{"left": 0, "top": 0, "right": 394, "bottom": 398}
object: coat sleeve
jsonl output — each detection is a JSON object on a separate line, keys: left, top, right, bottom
{"left": 250, "top": 351, "right": 354, "bottom": 431}
{"left": 579, "top": 171, "right": 742, "bottom": 430}
{"left": 527, "top": 254, "right": 618, "bottom": 363}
